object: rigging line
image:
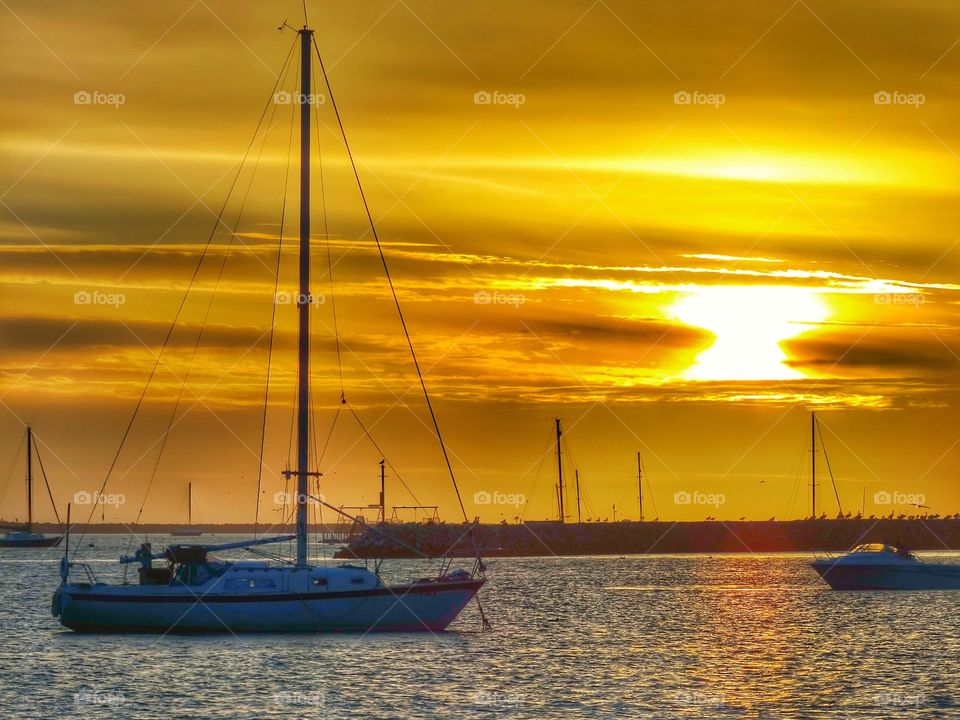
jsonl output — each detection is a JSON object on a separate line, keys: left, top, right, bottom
{"left": 308, "top": 494, "right": 433, "bottom": 560}
{"left": 582, "top": 486, "right": 595, "bottom": 519}
{"left": 561, "top": 435, "right": 578, "bottom": 519}
{"left": 276, "top": 494, "right": 297, "bottom": 560}
{"left": 0, "top": 431, "right": 27, "bottom": 509}
{"left": 135, "top": 232, "right": 245, "bottom": 530}
{"left": 256, "top": 57, "right": 299, "bottom": 533}
{"left": 638, "top": 453, "right": 659, "bottom": 519}
{"left": 311, "top": 42, "right": 344, "bottom": 394}
{"left": 577, "top": 462, "right": 596, "bottom": 518}
{"left": 135, "top": 48, "right": 295, "bottom": 536}
{"left": 316, "top": 402, "right": 341, "bottom": 467}
{"left": 312, "top": 37, "right": 467, "bottom": 523}
{"left": 786, "top": 430, "right": 806, "bottom": 520}
{"left": 303, "top": 46, "right": 329, "bottom": 534}
{"left": 286, "top": 378, "right": 297, "bottom": 469}
{"left": 562, "top": 435, "right": 578, "bottom": 478}
{"left": 646, "top": 478, "right": 659, "bottom": 519}
{"left": 816, "top": 416, "right": 844, "bottom": 516}
{"left": 71, "top": 35, "right": 299, "bottom": 558}
{"left": 32, "top": 438, "right": 62, "bottom": 527}
{"left": 309, "top": 387, "right": 320, "bottom": 473}
{"left": 305, "top": 34, "right": 344, "bottom": 487}
{"left": 344, "top": 401, "right": 423, "bottom": 507}
{"left": 317, "top": 498, "right": 328, "bottom": 562}
{"left": 299, "top": 71, "right": 342, "bottom": 517}
{"left": 518, "top": 423, "right": 555, "bottom": 521}
{"left": 308, "top": 466, "right": 315, "bottom": 544}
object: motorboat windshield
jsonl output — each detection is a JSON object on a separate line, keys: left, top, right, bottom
{"left": 849, "top": 544, "right": 918, "bottom": 561}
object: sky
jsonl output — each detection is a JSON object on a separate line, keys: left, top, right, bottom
{"left": 1, "top": 0, "right": 959, "bottom": 526}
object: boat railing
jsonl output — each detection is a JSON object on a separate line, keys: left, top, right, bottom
{"left": 67, "top": 562, "right": 99, "bottom": 585}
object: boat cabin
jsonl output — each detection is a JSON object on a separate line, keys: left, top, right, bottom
{"left": 138, "top": 544, "right": 228, "bottom": 586}
{"left": 849, "top": 543, "right": 917, "bottom": 560}
{"left": 135, "top": 543, "right": 382, "bottom": 591}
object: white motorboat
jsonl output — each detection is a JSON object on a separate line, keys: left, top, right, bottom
{"left": 811, "top": 544, "right": 960, "bottom": 590}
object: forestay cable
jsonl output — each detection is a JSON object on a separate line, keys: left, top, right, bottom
{"left": 72, "top": 36, "right": 300, "bottom": 557}
{"left": 312, "top": 36, "right": 468, "bottom": 522}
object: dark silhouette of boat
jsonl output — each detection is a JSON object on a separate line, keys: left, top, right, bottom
{"left": 0, "top": 425, "right": 63, "bottom": 548}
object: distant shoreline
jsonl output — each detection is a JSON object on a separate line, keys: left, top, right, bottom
{"left": 334, "top": 518, "right": 960, "bottom": 558}
{"left": 7, "top": 519, "right": 960, "bottom": 558}
{"left": 0, "top": 522, "right": 342, "bottom": 535}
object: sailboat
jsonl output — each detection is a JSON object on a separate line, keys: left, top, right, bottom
{"left": 171, "top": 483, "right": 202, "bottom": 537}
{"left": 52, "top": 20, "right": 485, "bottom": 632}
{"left": 0, "top": 425, "right": 63, "bottom": 548}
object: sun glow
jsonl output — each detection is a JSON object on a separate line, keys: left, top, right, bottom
{"left": 672, "top": 286, "right": 829, "bottom": 381}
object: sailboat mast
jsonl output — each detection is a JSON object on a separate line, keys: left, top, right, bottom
{"left": 188, "top": 483, "right": 192, "bottom": 527}
{"left": 379, "top": 459, "right": 386, "bottom": 525}
{"left": 637, "top": 451, "right": 643, "bottom": 522}
{"left": 26, "top": 425, "right": 33, "bottom": 531}
{"left": 575, "top": 469, "right": 581, "bottom": 524}
{"left": 555, "top": 418, "right": 565, "bottom": 523}
{"left": 295, "top": 26, "right": 314, "bottom": 568}
{"left": 811, "top": 411, "right": 816, "bottom": 519}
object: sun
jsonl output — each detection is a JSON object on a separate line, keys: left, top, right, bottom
{"left": 671, "top": 286, "right": 828, "bottom": 381}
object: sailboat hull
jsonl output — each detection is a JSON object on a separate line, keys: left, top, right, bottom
{"left": 55, "top": 579, "right": 483, "bottom": 633}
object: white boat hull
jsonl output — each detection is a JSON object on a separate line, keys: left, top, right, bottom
{"left": 812, "top": 560, "right": 960, "bottom": 590}
{"left": 55, "top": 579, "right": 483, "bottom": 633}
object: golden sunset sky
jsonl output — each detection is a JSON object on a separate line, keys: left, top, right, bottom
{"left": 1, "top": 0, "right": 959, "bottom": 525}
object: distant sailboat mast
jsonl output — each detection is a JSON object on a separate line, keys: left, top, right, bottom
{"left": 637, "top": 451, "right": 643, "bottom": 522}
{"left": 26, "top": 425, "right": 33, "bottom": 532}
{"left": 555, "top": 418, "right": 565, "bottom": 523}
{"left": 574, "top": 469, "right": 581, "bottom": 524}
{"left": 811, "top": 411, "right": 817, "bottom": 518}
{"left": 173, "top": 482, "right": 202, "bottom": 536}
{"left": 379, "top": 459, "right": 386, "bottom": 525}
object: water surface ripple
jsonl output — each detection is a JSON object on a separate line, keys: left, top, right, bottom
{"left": 1, "top": 537, "right": 958, "bottom": 718}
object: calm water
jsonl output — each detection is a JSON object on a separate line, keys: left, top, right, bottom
{"left": 1, "top": 536, "right": 958, "bottom": 719}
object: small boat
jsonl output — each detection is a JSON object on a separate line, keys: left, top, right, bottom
{"left": 0, "top": 529, "right": 63, "bottom": 548}
{"left": 811, "top": 544, "right": 960, "bottom": 590}
{"left": 171, "top": 483, "right": 202, "bottom": 537}
{"left": 0, "top": 425, "right": 63, "bottom": 548}
{"left": 52, "top": 18, "right": 485, "bottom": 633}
